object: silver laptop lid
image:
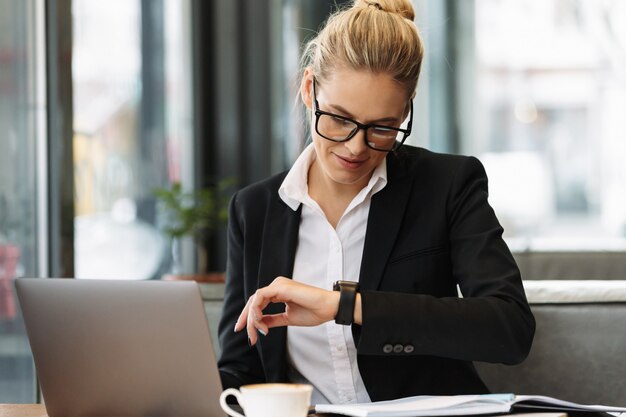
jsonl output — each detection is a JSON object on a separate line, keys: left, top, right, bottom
{"left": 16, "top": 278, "right": 225, "bottom": 417}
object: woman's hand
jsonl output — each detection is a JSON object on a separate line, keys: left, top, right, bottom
{"left": 234, "top": 277, "right": 340, "bottom": 346}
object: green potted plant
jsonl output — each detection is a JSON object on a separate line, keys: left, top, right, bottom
{"left": 153, "top": 181, "right": 231, "bottom": 282}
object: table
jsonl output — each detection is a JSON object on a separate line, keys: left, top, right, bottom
{"left": 0, "top": 404, "right": 572, "bottom": 417}
{"left": 0, "top": 405, "right": 47, "bottom": 417}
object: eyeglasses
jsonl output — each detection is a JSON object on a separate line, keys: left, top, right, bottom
{"left": 312, "top": 77, "right": 412, "bottom": 152}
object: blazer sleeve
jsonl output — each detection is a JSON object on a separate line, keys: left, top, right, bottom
{"left": 217, "top": 192, "right": 266, "bottom": 388}
{"left": 357, "top": 156, "right": 535, "bottom": 365}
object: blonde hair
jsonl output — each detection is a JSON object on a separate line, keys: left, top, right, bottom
{"left": 301, "top": 0, "right": 424, "bottom": 98}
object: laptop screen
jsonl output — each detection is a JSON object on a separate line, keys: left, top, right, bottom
{"left": 16, "top": 278, "right": 225, "bottom": 417}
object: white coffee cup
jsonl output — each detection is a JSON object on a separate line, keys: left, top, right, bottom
{"left": 219, "top": 383, "right": 313, "bottom": 417}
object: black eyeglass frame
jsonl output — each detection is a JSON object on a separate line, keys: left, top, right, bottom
{"left": 312, "top": 77, "right": 413, "bottom": 152}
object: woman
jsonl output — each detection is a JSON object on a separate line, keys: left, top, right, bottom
{"left": 218, "top": 0, "right": 535, "bottom": 404}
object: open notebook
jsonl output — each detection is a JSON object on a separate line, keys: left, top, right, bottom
{"left": 315, "top": 394, "right": 626, "bottom": 417}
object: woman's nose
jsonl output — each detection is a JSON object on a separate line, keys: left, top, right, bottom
{"left": 345, "top": 128, "right": 369, "bottom": 155}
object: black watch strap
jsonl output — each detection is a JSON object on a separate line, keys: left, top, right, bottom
{"left": 333, "top": 280, "right": 359, "bottom": 325}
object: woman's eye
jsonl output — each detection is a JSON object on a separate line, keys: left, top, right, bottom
{"left": 331, "top": 116, "right": 351, "bottom": 126}
{"left": 371, "top": 127, "right": 396, "bottom": 138}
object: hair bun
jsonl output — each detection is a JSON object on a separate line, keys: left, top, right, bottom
{"left": 353, "top": 0, "right": 415, "bottom": 21}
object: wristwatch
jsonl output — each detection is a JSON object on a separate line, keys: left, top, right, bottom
{"left": 333, "top": 280, "right": 359, "bottom": 325}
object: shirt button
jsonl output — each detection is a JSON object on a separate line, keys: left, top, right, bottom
{"left": 337, "top": 345, "right": 344, "bottom": 352}
{"left": 404, "top": 344, "right": 415, "bottom": 353}
{"left": 383, "top": 344, "right": 393, "bottom": 353}
{"left": 393, "top": 344, "right": 404, "bottom": 353}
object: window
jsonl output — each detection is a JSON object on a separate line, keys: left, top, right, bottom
{"left": 0, "top": 0, "right": 45, "bottom": 403}
{"left": 72, "top": 0, "right": 195, "bottom": 279}
{"left": 0, "top": 0, "right": 198, "bottom": 403}
{"left": 469, "top": 0, "right": 626, "bottom": 255}
{"left": 417, "top": 0, "right": 626, "bottom": 278}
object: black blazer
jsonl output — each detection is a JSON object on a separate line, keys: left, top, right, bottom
{"left": 218, "top": 145, "right": 535, "bottom": 401}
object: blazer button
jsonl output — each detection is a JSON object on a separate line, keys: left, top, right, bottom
{"left": 383, "top": 344, "right": 393, "bottom": 354}
{"left": 393, "top": 344, "right": 404, "bottom": 353}
{"left": 403, "top": 344, "right": 415, "bottom": 353}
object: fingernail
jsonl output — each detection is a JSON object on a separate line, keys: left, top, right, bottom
{"left": 258, "top": 329, "right": 267, "bottom": 337}
{"left": 247, "top": 337, "right": 252, "bottom": 347}
{"left": 233, "top": 323, "right": 238, "bottom": 332}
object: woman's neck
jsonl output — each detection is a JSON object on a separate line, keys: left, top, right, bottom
{"left": 307, "top": 160, "right": 371, "bottom": 228}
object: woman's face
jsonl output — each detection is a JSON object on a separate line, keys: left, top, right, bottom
{"left": 301, "top": 68, "right": 409, "bottom": 191}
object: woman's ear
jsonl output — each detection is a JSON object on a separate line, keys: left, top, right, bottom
{"left": 300, "top": 68, "right": 314, "bottom": 111}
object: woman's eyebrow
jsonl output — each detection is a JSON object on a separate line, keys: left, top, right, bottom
{"left": 328, "top": 103, "right": 399, "bottom": 124}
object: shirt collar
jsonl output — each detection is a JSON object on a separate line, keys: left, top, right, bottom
{"left": 278, "top": 144, "right": 388, "bottom": 211}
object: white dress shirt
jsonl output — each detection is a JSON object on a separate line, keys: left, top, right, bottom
{"left": 278, "top": 144, "right": 387, "bottom": 404}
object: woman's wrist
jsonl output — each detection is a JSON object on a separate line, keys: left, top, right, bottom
{"left": 328, "top": 290, "right": 341, "bottom": 322}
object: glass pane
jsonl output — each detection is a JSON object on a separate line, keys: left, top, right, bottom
{"left": 471, "top": 0, "right": 626, "bottom": 251}
{"left": 0, "top": 0, "right": 40, "bottom": 403}
{"left": 72, "top": 0, "right": 194, "bottom": 279}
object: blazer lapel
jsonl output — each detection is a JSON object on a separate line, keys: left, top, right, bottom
{"left": 257, "top": 195, "right": 301, "bottom": 382}
{"left": 359, "top": 153, "right": 415, "bottom": 292}
{"left": 257, "top": 198, "right": 301, "bottom": 288}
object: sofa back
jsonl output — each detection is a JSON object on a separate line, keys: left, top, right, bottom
{"left": 475, "top": 280, "right": 626, "bottom": 406}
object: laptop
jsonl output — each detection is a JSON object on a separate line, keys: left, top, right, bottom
{"left": 16, "top": 278, "right": 226, "bottom": 417}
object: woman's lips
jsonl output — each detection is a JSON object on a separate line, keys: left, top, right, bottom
{"left": 334, "top": 154, "right": 366, "bottom": 170}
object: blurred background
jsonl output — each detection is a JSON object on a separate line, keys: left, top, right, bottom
{"left": 1, "top": 0, "right": 625, "bottom": 403}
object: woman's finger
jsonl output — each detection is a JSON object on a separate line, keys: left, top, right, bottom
{"left": 246, "top": 295, "right": 259, "bottom": 345}
{"left": 245, "top": 294, "right": 272, "bottom": 345}
{"left": 234, "top": 294, "right": 254, "bottom": 332}
{"left": 261, "top": 313, "right": 290, "bottom": 329}
{"left": 248, "top": 289, "right": 277, "bottom": 340}
{"left": 239, "top": 277, "right": 309, "bottom": 345}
